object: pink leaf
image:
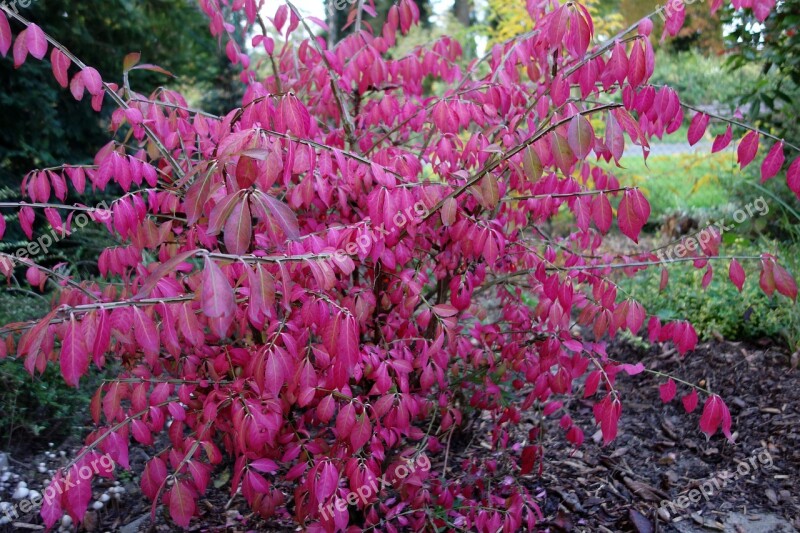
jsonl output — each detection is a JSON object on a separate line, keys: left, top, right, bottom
{"left": 711, "top": 125, "right": 732, "bottom": 153}
{"left": 65, "top": 463, "right": 92, "bottom": 522}
{"left": 223, "top": 196, "right": 252, "bottom": 255}
{"left": 13, "top": 29, "right": 28, "bottom": 68}
{"left": 201, "top": 256, "right": 235, "bottom": 318}
{"left": 687, "top": 113, "right": 709, "bottom": 146}
{"left": 350, "top": 414, "right": 372, "bottom": 451}
{"left": 0, "top": 11, "right": 12, "bottom": 57}
{"left": 567, "top": 114, "right": 594, "bottom": 159}
{"left": 81, "top": 66, "right": 103, "bottom": 95}
{"left": 659, "top": 378, "right": 676, "bottom": 403}
{"left": 773, "top": 262, "right": 798, "bottom": 301}
{"left": 682, "top": 389, "right": 699, "bottom": 413}
{"left": 132, "top": 307, "right": 160, "bottom": 361}
{"left": 315, "top": 462, "right": 338, "bottom": 503}
{"left": 617, "top": 189, "right": 650, "bottom": 242}
{"left": 141, "top": 457, "right": 167, "bottom": 500}
{"left": 760, "top": 141, "right": 784, "bottom": 182}
{"left": 736, "top": 131, "right": 759, "bottom": 169}
{"left": 168, "top": 480, "right": 196, "bottom": 528}
{"left": 591, "top": 193, "right": 612, "bottom": 233}
{"left": 26, "top": 23, "right": 47, "bottom": 59}
{"left": 40, "top": 477, "right": 63, "bottom": 527}
{"left": 60, "top": 315, "right": 87, "bottom": 387}
{"left": 729, "top": 258, "right": 745, "bottom": 292}
{"left": 699, "top": 394, "right": 734, "bottom": 443}
{"left": 253, "top": 190, "right": 300, "bottom": 239}
{"left": 279, "top": 93, "right": 310, "bottom": 136}
{"left": 549, "top": 132, "right": 574, "bottom": 175}
{"left": 787, "top": 157, "right": 800, "bottom": 200}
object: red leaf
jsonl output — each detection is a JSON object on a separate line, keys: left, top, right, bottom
{"left": 520, "top": 445, "right": 538, "bottom": 475}
{"left": 760, "top": 258, "right": 776, "bottom": 296}
{"left": 627, "top": 41, "right": 646, "bottom": 87}
{"left": 699, "top": 394, "right": 734, "bottom": 443}
{"left": 252, "top": 190, "right": 300, "bottom": 239}
{"left": 729, "top": 258, "right": 745, "bottom": 292}
{"left": 659, "top": 379, "right": 676, "bottom": 403}
{"left": 250, "top": 458, "right": 278, "bottom": 474}
{"left": 141, "top": 457, "right": 167, "bottom": 500}
{"left": 659, "top": 267, "right": 669, "bottom": 291}
{"left": 279, "top": 93, "right": 310, "bottom": 136}
{"left": 584, "top": 370, "right": 601, "bottom": 398}
{"left": 617, "top": 189, "right": 650, "bottom": 242}
{"left": 682, "top": 389, "right": 698, "bottom": 413}
{"left": 350, "top": 414, "right": 371, "bottom": 451}
{"left": 788, "top": 157, "right": 800, "bottom": 200}
{"left": 736, "top": 131, "right": 759, "bottom": 169}
{"left": 591, "top": 193, "right": 612, "bottom": 233}
{"left": 592, "top": 394, "right": 621, "bottom": 445}
{"left": 132, "top": 307, "right": 160, "bottom": 361}
{"left": 223, "top": 196, "right": 252, "bottom": 255}
{"left": 201, "top": 256, "right": 235, "bottom": 318}
{"left": 0, "top": 11, "right": 10, "bottom": 57}
{"left": 40, "top": 476, "right": 63, "bottom": 528}
{"left": 773, "top": 262, "right": 798, "bottom": 301}
{"left": 13, "top": 29, "right": 28, "bottom": 68}
{"left": 60, "top": 315, "right": 87, "bottom": 387}
{"left": 522, "top": 145, "right": 543, "bottom": 182}
{"left": 26, "top": 23, "right": 47, "bottom": 59}
{"left": 687, "top": 113, "right": 709, "bottom": 146}
{"left": 549, "top": 132, "right": 575, "bottom": 175}
{"left": 65, "top": 463, "right": 92, "bottom": 522}
{"left": 81, "top": 66, "right": 103, "bottom": 95}
{"left": 711, "top": 125, "right": 732, "bottom": 153}
{"left": 761, "top": 141, "right": 784, "bottom": 182}
{"left": 567, "top": 114, "right": 594, "bottom": 159}
{"left": 315, "top": 461, "right": 338, "bottom": 503}
{"left": 604, "top": 111, "right": 625, "bottom": 161}
{"left": 168, "top": 480, "right": 196, "bottom": 528}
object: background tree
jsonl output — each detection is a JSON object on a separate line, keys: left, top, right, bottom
{"left": 0, "top": 0, "right": 234, "bottom": 186}
{"left": 725, "top": 0, "right": 800, "bottom": 142}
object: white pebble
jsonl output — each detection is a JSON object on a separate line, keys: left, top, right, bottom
{"left": 61, "top": 514, "right": 72, "bottom": 527}
{"left": 0, "top": 501, "right": 12, "bottom": 511}
{"left": 28, "top": 490, "right": 40, "bottom": 501}
{"left": 12, "top": 485, "right": 30, "bottom": 499}
{"left": 0, "top": 516, "right": 10, "bottom": 525}
{"left": 92, "top": 500, "right": 103, "bottom": 510}
{"left": 99, "top": 493, "right": 110, "bottom": 503}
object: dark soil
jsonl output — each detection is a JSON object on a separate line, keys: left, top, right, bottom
{"left": 1, "top": 339, "right": 797, "bottom": 532}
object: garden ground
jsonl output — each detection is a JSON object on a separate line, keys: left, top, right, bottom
{"left": 0, "top": 337, "right": 797, "bottom": 532}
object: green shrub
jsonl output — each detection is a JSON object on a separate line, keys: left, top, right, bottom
{"left": 618, "top": 239, "right": 800, "bottom": 351}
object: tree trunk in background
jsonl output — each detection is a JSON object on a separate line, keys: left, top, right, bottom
{"left": 453, "top": 0, "right": 473, "bottom": 26}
